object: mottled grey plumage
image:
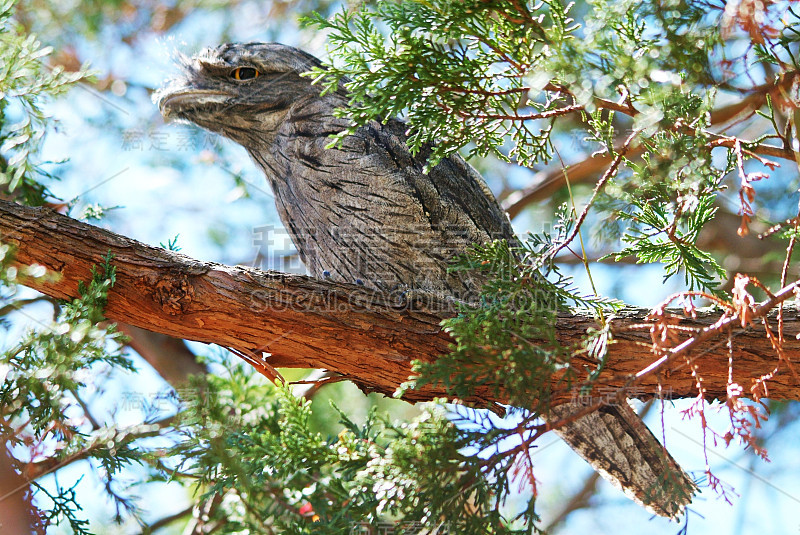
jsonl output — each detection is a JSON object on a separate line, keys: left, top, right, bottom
{"left": 155, "top": 42, "right": 695, "bottom": 517}
{"left": 156, "top": 43, "right": 511, "bottom": 300}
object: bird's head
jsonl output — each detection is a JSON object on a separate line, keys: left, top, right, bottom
{"left": 155, "top": 43, "right": 340, "bottom": 144}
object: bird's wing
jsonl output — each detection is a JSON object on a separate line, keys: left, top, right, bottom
{"left": 380, "top": 118, "right": 517, "bottom": 245}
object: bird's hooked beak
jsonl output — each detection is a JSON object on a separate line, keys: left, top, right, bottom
{"left": 154, "top": 85, "right": 232, "bottom": 120}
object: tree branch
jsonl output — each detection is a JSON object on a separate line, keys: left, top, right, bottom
{"left": 503, "top": 150, "right": 632, "bottom": 219}
{"left": 117, "top": 323, "right": 206, "bottom": 385}
{"left": 2, "top": 199, "right": 800, "bottom": 405}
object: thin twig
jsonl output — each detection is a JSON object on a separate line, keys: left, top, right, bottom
{"left": 139, "top": 505, "right": 193, "bottom": 534}
{"left": 778, "top": 196, "right": 800, "bottom": 343}
{"left": 634, "top": 278, "right": 800, "bottom": 382}
{"left": 553, "top": 129, "right": 639, "bottom": 257}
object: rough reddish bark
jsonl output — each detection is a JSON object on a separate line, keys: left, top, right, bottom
{"left": 2, "top": 199, "right": 800, "bottom": 404}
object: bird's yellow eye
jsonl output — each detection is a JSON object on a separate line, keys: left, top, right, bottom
{"left": 231, "top": 67, "right": 259, "bottom": 81}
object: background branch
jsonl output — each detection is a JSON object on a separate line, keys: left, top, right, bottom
{"left": 503, "top": 84, "right": 791, "bottom": 216}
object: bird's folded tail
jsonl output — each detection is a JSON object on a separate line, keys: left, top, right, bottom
{"left": 549, "top": 401, "right": 696, "bottom": 518}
